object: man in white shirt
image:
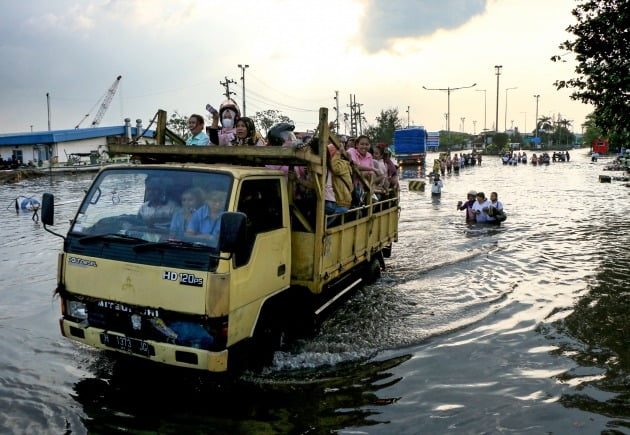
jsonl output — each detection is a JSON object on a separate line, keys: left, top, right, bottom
{"left": 472, "top": 191, "right": 492, "bottom": 222}
{"left": 431, "top": 173, "right": 443, "bottom": 196}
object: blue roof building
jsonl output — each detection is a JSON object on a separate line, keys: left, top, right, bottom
{"left": 0, "top": 122, "right": 155, "bottom": 164}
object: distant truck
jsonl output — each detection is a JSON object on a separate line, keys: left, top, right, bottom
{"left": 592, "top": 138, "right": 609, "bottom": 154}
{"left": 393, "top": 127, "right": 428, "bottom": 178}
{"left": 41, "top": 108, "right": 399, "bottom": 373}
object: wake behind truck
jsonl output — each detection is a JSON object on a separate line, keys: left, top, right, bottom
{"left": 41, "top": 108, "right": 399, "bottom": 373}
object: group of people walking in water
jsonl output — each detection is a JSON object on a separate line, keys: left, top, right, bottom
{"left": 502, "top": 150, "right": 570, "bottom": 165}
{"left": 457, "top": 191, "right": 506, "bottom": 224}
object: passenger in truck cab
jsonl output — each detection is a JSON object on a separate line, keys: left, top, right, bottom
{"left": 169, "top": 187, "right": 204, "bottom": 239}
{"left": 138, "top": 177, "right": 178, "bottom": 229}
{"left": 186, "top": 189, "right": 227, "bottom": 244}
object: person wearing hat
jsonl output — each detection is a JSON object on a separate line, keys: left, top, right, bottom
{"left": 208, "top": 99, "right": 241, "bottom": 146}
{"left": 457, "top": 190, "right": 478, "bottom": 222}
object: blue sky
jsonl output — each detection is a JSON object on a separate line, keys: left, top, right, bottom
{"left": 0, "top": 0, "right": 591, "bottom": 136}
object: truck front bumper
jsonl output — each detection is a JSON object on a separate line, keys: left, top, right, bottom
{"left": 60, "top": 318, "right": 228, "bottom": 372}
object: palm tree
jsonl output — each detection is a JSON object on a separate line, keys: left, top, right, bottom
{"left": 557, "top": 118, "right": 573, "bottom": 145}
{"left": 537, "top": 115, "right": 553, "bottom": 134}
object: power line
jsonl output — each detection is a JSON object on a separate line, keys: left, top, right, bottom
{"left": 247, "top": 71, "right": 330, "bottom": 104}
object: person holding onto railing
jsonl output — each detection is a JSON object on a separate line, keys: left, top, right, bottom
{"left": 325, "top": 143, "right": 352, "bottom": 220}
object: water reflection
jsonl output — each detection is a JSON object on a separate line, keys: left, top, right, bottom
{"left": 550, "top": 227, "right": 630, "bottom": 425}
{"left": 72, "top": 353, "right": 410, "bottom": 433}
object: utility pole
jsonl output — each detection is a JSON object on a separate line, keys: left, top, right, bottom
{"left": 494, "top": 65, "right": 502, "bottom": 133}
{"left": 333, "top": 91, "right": 340, "bottom": 133}
{"left": 475, "top": 89, "right": 487, "bottom": 131}
{"left": 406, "top": 105, "right": 410, "bottom": 128}
{"left": 46, "top": 92, "right": 51, "bottom": 131}
{"left": 220, "top": 76, "right": 237, "bottom": 101}
{"left": 461, "top": 117, "right": 466, "bottom": 133}
{"left": 237, "top": 64, "right": 249, "bottom": 116}
{"left": 357, "top": 103, "right": 365, "bottom": 134}
{"left": 533, "top": 94, "right": 540, "bottom": 137}
{"left": 504, "top": 86, "right": 517, "bottom": 132}
{"left": 348, "top": 94, "right": 357, "bottom": 137}
{"left": 423, "top": 82, "right": 476, "bottom": 148}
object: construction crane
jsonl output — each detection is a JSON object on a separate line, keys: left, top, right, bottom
{"left": 75, "top": 75, "right": 122, "bottom": 128}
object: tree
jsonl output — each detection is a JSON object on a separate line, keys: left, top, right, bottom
{"left": 485, "top": 133, "right": 509, "bottom": 154}
{"left": 167, "top": 111, "right": 189, "bottom": 139}
{"left": 363, "top": 108, "right": 404, "bottom": 145}
{"left": 582, "top": 112, "right": 605, "bottom": 148}
{"left": 552, "top": 0, "right": 630, "bottom": 150}
{"left": 254, "top": 110, "right": 293, "bottom": 138}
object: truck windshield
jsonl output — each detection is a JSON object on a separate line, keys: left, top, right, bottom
{"left": 70, "top": 168, "right": 232, "bottom": 248}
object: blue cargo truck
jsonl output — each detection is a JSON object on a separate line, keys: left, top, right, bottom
{"left": 393, "top": 127, "right": 428, "bottom": 179}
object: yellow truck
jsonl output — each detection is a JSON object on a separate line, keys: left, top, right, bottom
{"left": 41, "top": 108, "right": 399, "bottom": 372}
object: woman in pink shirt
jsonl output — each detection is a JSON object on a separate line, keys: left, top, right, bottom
{"left": 347, "top": 135, "right": 380, "bottom": 187}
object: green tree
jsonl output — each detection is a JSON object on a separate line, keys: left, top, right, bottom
{"left": 364, "top": 108, "right": 404, "bottom": 146}
{"left": 167, "top": 111, "right": 189, "bottom": 139}
{"left": 254, "top": 110, "right": 293, "bottom": 138}
{"left": 485, "top": 133, "right": 509, "bottom": 154}
{"left": 552, "top": 0, "right": 629, "bottom": 151}
{"left": 582, "top": 112, "right": 605, "bottom": 148}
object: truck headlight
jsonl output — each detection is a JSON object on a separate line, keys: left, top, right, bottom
{"left": 66, "top": 300, "right": 88, "bottom": 320}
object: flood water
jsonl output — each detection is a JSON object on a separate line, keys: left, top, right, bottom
{"left": 0, "top": 151, "right": 628, "bottom": 434}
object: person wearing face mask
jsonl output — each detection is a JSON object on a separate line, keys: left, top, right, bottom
{"left": 207, "top": 99, "right": 241, "bottom": 146}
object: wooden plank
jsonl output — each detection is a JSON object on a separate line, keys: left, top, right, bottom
{"left": 107, "top": 143, "right": 323, "bottom": 169}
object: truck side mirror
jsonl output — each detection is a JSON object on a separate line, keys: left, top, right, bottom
{"left": 219, "top": 212, "right": 247, "bottom": 253}
{"left": 41, "top": 193, "right": 55, "bottom": 226}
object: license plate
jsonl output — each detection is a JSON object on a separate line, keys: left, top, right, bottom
{"left": 100, "top": 333, "right": 154, "bottom": 357}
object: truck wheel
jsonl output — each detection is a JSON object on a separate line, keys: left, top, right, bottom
{"left": 366, "top": 256, "right": 381, "bottom": 284}
{"left": 251, "top": 318, "right": 280, "bottom": 371}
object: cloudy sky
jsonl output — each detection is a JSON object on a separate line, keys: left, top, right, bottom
{"left": 0, "top": 0, "right": 591, "bottom": 136}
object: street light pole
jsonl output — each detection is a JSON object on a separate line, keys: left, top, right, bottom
{"left": 423, "top": 82, "right": 476, "bottom": 148}
{"left": 533, "top": 94, "right": 540, "bottom": 137}
{"left": 504, "top": 86, "right": 517, "bottom": 132}
{"left": 406, "top": 105, "right": 410, "bottom": 128}
{"left": 237, "top": 64, "right": 249, "bottom": 116}
{"left": 494, "top": 65, "right": 502, "bottom": 132}
{"left": 475, "top": 89, "right": 487, "bottom": 131}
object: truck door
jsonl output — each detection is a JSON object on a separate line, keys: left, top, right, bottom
{"left": 228, "top": 177, "right": 291, "bottom": 342}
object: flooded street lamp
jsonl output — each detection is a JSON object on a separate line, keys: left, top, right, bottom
{"left": 494, "top": 65, "right": 502, "bottom": 133}
{"left": 504, "top": 87, "right": 517, "bottom": 132}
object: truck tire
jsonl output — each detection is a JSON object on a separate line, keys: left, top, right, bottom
{"left": 366, "top": 256, "right": 382, "bottom": 284}
{"left": 251, "top": 314, "right": 283, "bottom": 371}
